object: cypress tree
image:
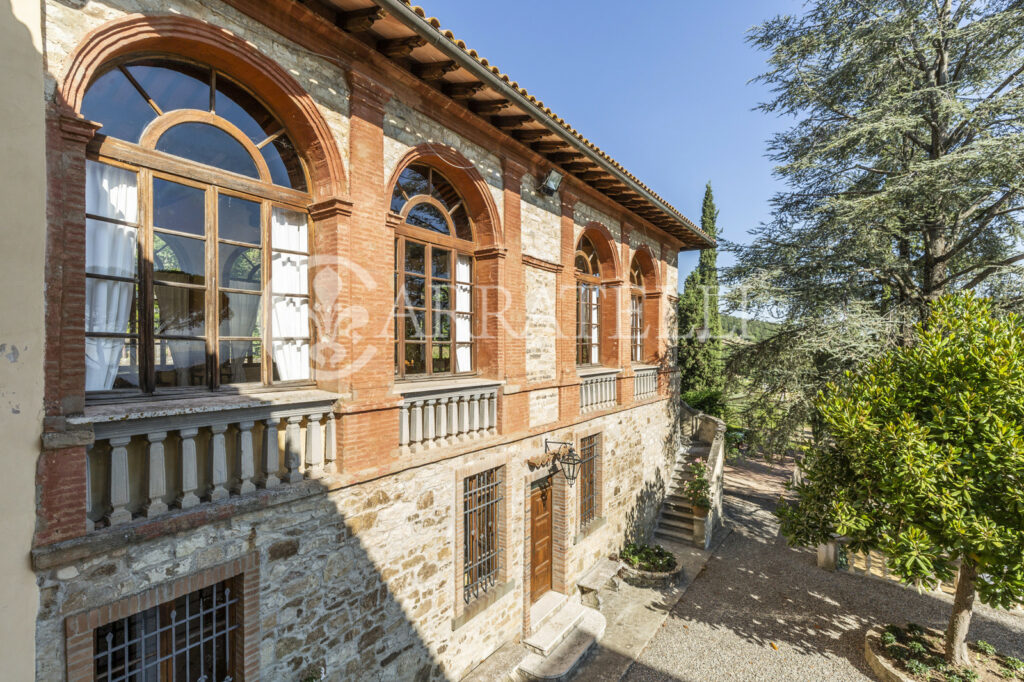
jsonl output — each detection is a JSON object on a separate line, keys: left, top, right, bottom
{"left": 678, "top": 183, "right": 723, "bottom": 394}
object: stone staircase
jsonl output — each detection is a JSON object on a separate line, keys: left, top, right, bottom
{"left": 654, "top": 440, "right": 712, "bottom": 546}
{"left": 515, "top": 599, "right": 606, "bottom": 681}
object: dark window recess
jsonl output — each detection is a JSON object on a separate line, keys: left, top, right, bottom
{"left": 463, "top": 467, "right": 502, "bottom": 603}
{"left": 94, "top": 580, "right": 238, "bottom": 682}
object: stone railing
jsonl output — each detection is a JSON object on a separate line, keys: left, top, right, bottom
{"left": 579, "top": 367, "right": 620, "bottom": 413}
{"left": 75, "top": 391, "right": 338, "bottom": 531}
{"left": 679, "top": 401, "right": 727, "bottom": 549}
{"left": 633, "top": 366, "right": 658, "bottom": 400}
{"left": 396, "top": 379, "right": 502, "bottom": 453}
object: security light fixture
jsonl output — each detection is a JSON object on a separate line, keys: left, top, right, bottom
{"left": 545, "top": 439, "right": 582, "bottom": 486}
{"left": 539, "top": 170, "right": 563, "bottom": 196}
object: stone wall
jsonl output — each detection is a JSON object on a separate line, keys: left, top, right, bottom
{"left": 35, "top": 399, "right": 681, "bottom": 681}
{"left": 528, "top": 388, "right": 559, "bottom": 429}
{"left": 524, "top": 266, "right": 557, "bottom": 383}
{"left": 520, "top": 175, "right": 561, "bottom": 262}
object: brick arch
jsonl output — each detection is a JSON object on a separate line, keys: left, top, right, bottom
{"left": 576, "top": 222, "right": 621, "bottom": 281}
{"left": 388, "top": 143, "right": 503, "bottom": 248}
{"left": 630, "top": 245, "right": 661, "bottom": 292}
{"left": 57, "top": 13, "right": 346, "bottom": 200}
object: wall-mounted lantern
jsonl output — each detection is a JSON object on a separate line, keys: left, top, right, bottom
{"left": 545, "top": 440, "right": 581, "bottom": 486}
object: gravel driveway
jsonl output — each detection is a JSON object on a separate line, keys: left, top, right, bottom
{"left": 622, "top": 457, "right": 1024, "bottom": 682}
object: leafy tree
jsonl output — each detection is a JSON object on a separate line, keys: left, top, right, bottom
{"left": 678, "top": 183, "right": 723, "bottom": 393}
{"left": 778, "top": 294, "right": 1024, "bottom": 666}
{"left": 726, "top": 0, "right": 1024, "bottom": 450}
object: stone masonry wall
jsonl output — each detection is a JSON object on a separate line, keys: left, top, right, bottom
{"left": 524, "top": 266, "right": 557, "bottom": 383}
{"left": 520, "top": 175, "right": 561, "bottom": 262}
{"left": 35, "top": 399, "right": 680, "bottom": 681}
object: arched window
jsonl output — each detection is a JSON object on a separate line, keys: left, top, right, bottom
{"left": 81, "top": 57, "right": 312, "bottom": 394}
{"left": 629, "top": 259, "right": 645, "bottom": 363}
{"left": 392, "top": 164, "right": 474, "bottom": 378}
{"left": 575, "top": 236, "right": 601, "bottom": 366}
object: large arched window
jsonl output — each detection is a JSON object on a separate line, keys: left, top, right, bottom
{"left": 629, "top": 259, "right": 645, "bottom": 363}
{"left": 392, "top": 164, "right": 474, "bottom": 378}
{"left": 81, "top": 57, "right": 312, "bottom": 394}
{"left": 575, "top": 236, "right": 601, "bottom": 366}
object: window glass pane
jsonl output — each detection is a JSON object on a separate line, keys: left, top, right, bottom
{"left": 404, "top": 241, "right": 425, "bottom": 275}
{"left": 85, "top": 327, "right": 139, "bottom": 392}
{"left": 271, "top": 251, "right": 308, "bottom": 295}
{"left": 433, "top": 312, "right": 451, "bottom": 341}
{"left": 451, "top": 205, "right": 472, "bottom": 241}
{"left": 220, "top": 339, "right": 262, "bottom": 384}
{"left": 432, "top": 344, "right": 451, "bottom": 373}
{"left": 218, "top": 194, "right": 261, "bottom": 244}
{"left": 271, "top": 207, "right": 308, "bottom": 252}
{"left": 406, "top": 203, "right": 449, "bottom": 234}
{"left": 154, "top": 232, "right": 205, "bottom": 285}
{"left": 85, "top": 279, "right": 136, "bottom": 334}
{"left": 455, "top": 312, "right": 472, "bottom": 343}
{"left": 81, "top": 67, "right": 156, "bottom": 142}
{"left": 272, "top": 339, "right": 310, "bottom": 381}
{"left": 220, "top": 292, "right": 262, "bottom": 337}
{"left": 404, "top": 343, "right": 426, "bottom": 375}
{"left": 220, "top": 244, "right": 262, "bottom": 290}
{"left": 126, "top": 60, "right": 210, "bottom": 114}
{"left": 456, "top": 254, "right": 472, "bottom": 283}
{"left": 154, "top": 285, "right": 205, "bottom": 336}
{"left": 404, "top": 276, "right": 426, "bottom": 308}
{"left": 455, "top": 343, "right": 472, "bottom": 373}
{"left": 214, "top": 76, "right": 275, "bottom": 144}
{"left": 431, "top": 248, "right": 451, "bottom": 279}
{"left": 262, "top": 135, "right": 306, "bottom": 191}
{"left": 86, "top": 220, "right": 138, "bottom": 278}
{"left": 432, "top": 283, "right": 451, "bottom": 311}
{"left": 156, "top": 122, "right": 259, "bottom": 179}
{"left": 404, "top": 310, "right": 426, "bottom": 340}
{"left": 154, "top": 339, "right": 207, "bottom": 387}
{"left": 86, "top": 161, "right": 139, "bottom": 223}
{"left": 396, "top": 166, "right": 429, "bottom": 203}
{"left": 271, "top": 295, "right": 309, "bottom": 338}
{"left": 153, "top": 178, "right": 205, "bottom": 236}
{"left": 455, "top": 282, "right": 471, "bottom": 315}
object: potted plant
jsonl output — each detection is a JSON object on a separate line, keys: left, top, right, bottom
{"left": 618, "top": 542, "right": 683, "bottom": 587}
{"left": 682, "top": 460, "right": 711, "bottom": 515}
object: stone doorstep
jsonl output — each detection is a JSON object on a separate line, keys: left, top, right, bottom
{"left": 576, "top": 557, "right": 622, "bottom": 595}
{"left": 529, "top": 591, "right": 569, "bottom": 635}
{"left": 524, "top": 601, "right": 586, "bottom": 657}
{"left": 517, "top": 607, "right": 606, "bottom": 682}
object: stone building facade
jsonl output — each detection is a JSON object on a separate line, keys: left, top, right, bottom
{"left": 23, "top": 0, "right": 713, "bottom": 680}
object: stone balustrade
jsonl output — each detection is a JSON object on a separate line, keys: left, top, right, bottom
{"left": 579, "top": 368, "right": 620, "bottom": 413}
{"left": 396, "top": 379, "right": 502, "bottom": 453}
{"left": 76, "top": 391, "right": 338, "bottom": 531}
{"left": 633, "top": 367, "right": 658, "bottom": 400}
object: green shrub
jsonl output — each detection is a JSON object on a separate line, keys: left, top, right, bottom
{"left": 974, "top": 640, "right": 996, "bottom": 655}
{"left": 621, "top": 542, "right": 677, "bottom": 572}
{"left": 907, "top": 641, "right": 927, "bottom": 656}
{"left": 961, "top": 669, "right": 979, "bottom": 682}
{"left": 682, "top": 388, "right": 728, "bottom": 418}
{"left": 881, "top": 631, "right": 898, "bottom": 647}
{"left": 1007, "top": 657, "right": 1024, "bottom": 671}
{"left": 682, "top": 461, "right": 711, "bottom": 509}
{"left": 905, "top": 658, "right": 930, "bottom": 675}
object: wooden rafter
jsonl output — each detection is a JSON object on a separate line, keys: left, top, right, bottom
{"left": 336, "top": 7, "right": 385, "bottom": 32}
{"left": 444, "top": 83, "right": 486, "bottom": 100}
{"left": 532, "top": 141, "right": 569, "bottom": 153}
{"left": 378, "top": 36, "right": 426, "bottom": 59}
{"left": 469, "top": 99, "right": 509, "bottom": 115}
{"left": 548, "top": 151, "right": 583, "bottom": 164}
{"left": 512, "top": 129, "right": 550, "bottom": 142}
{"left": 492, "top": 114, "right": 531, "bottom": 129}
{"left": 414, "top": 60, "right": 460, "bottom": 81}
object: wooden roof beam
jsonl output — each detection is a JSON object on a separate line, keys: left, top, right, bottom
{"left": 444, "top": 82, "right": 486, "bottom": 100}
{"left": 414, "top": 60, "right": 459, "bottom": 81}
{"left": 532, "top": 141, "right": 570, "bottom": 153}
{"left": 548, "top": 151, "right": 583, "bottom": 164}
{"left": 492, "top": 115, "right": 531, "bottom": 129}
{"left": 336, "top": 7, "right": 386, "bottom": 32}
{"left": 378, "top": 36, "right": 426, "bottom": 59}
{"left": 512, "top": 129, "right": 551, "bottom": 142}
{"left": 469, "top": 99, "right": 509, "bottom": 115}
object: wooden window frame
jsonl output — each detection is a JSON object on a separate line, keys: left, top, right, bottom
{"left": 575, "top": 236, "right": 602, "bottom": 367}
{"left": 82, "top": 57, "right": 315, "bottom": 400}
{"left": 630, "top": 261, "right": 645, "bottom": 363}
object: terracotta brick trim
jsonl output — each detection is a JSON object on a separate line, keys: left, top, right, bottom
{"left": 56, "top": 13, "right": 347, "bottom": 200}
{"left": 577, "top": 221, "right": 622, "bottom": 281}
{"left": 64, "top": 553, "right": 260, "bottom": 682}
{"left": 630, "top": 244, "right": 662, "bottom": 291}
{"left": 522, "top": 254, "right": 563, "bottom": 273}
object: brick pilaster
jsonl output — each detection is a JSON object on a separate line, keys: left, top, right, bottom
{"left": 557, "top": 192, "right": 580, "bottom": 420}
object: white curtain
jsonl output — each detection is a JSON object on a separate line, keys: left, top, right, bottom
{"left": 224, "top": 288, "right": 262, "bottom": 382}
{"left": 84, "top": 161, "right": 138, "bottom": 390}
{"left": 455, "top": 254, "right": 472, "bottom": 372}
{"left": 589, "top": 287, "right": 600, "bottom": 364}
{"left": 271, "top": 207, "right": 310, "bottom": 381}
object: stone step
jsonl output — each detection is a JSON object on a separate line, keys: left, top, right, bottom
{"left": 524, "top": 601, "right": 585, "bottom": 657}
{"left": 660, "top": 508, "right": 695, "bottom": 524}
{"left": 655, "top": 527, "right": 694, "bottom": 543}
{"left": 517, "top": 607, "right": 605, "bottom": 681}
{"left": 664, "top": 495, "right": 696, "bottom": 510}
{"left": 658, "top": 517, "right": 694, "bottom": 534}
{"left": 687, "top": 444, "right": 712, "bottom": 456}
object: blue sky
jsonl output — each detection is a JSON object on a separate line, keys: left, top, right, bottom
{"left": 419, "top": 0, "right": 803, "bottom": 288}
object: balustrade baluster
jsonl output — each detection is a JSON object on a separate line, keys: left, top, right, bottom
{"left": 488, "top": 393, "right": 497, "bottom": 435}
{"left": 436, "top": 397, "right": 449, "bottom": 446}
{"left": 260, "top": 417, "right": 281, "bottom": 489}
{"left": 448, "top": 397, "right": 458, "bottom": 442}
{"left": 305, "top": 413, "right": 324, "bottom": 478}
{"left": 235, "top": 421, "right": 256, "bottom": 495}
{"left": 458, "top": 396, "right": 469, "bottom": 441}
{"left": 144, "top": 431, "right": 168, "bottom": 517}
{"left": 324, "top": 413, "right": 337, "bottom": 468}
{"left": 284, "top": 416, "right": 303, "bottom": 482}
{"left": 468, "top": 394, "right": 480, "bottom": 436}
{"left": 424, "top": 399, "right": 436, "bottom": 447}
{"left": 398, "top": 403, "right": 410, "bottom": 449}
{"left": 107, "top": 436, "right": 132, "bottom": 526}
{"left": 178, "top": 428, "right": 200, "bottom": 509}
{"left": 409, "top": 401, "right": 423, "bottom": 451}
{"left": 209, "top": 424, "right": 229, "bottom": 501}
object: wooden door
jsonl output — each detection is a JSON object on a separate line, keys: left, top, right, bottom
{"left": 530, "top": 478, "right": 553, "bottom": 602}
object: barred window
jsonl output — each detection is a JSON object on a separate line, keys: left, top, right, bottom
{"left": 94, "top": 580, "right": 237, "bottom": 682}
{"left": 463, "top": 467, "right": 503, "bottom": 603}
{"left": 579, "top": 434, "right": 600, "bottom": 528}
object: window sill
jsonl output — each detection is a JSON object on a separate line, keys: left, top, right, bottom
{"left": 577, "top": 366, "right": 622, "bottom": 379}
{"left": 574, "top": 516, "right": 607, "bottom": 545}
{"left": 451, "top": 579, "right": 515, "bottom": 631}
{"left": 70, "top": 388, "right": 341, "bottom": 429}
{"left": 394, "top": 376, "right": 503, "bottom": 399}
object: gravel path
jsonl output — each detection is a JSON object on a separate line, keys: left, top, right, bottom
{"left": 622, "top": 457, "right": 1024, "bottom": 682}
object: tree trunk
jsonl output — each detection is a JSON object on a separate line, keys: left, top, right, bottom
{"left": 945, "top": 559, "right": 977, "bottom": 667}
